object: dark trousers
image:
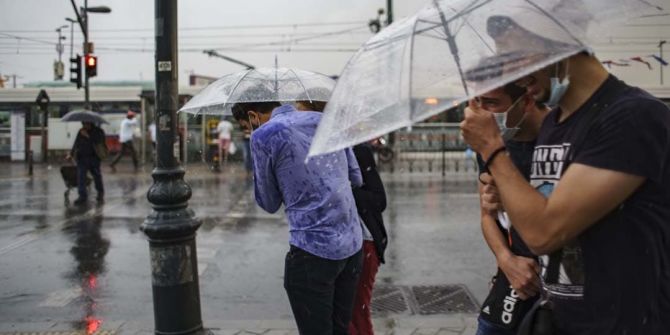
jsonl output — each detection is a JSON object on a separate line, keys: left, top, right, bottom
{"left": 77, "top": 156, "right": 103, "bottom": 199}
{"left": 111, "top": 141, "right": 138, "bottom": 168}
{"left": 284, "top": 245, "right": 363, "bottom": 335}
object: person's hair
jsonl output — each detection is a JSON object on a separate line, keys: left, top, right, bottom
{"left": 502, "top": 82, "right": 525, "bottom": 101}
{"left": 230, "top": 86, "right": 280, "bottom": 121}
{"left": 295, "top": 100, "right": 327, "bottom": 112}
{"left": 231, "top": 101, "right": 281, "bottom": 121}
{"left": 502, "top": 82, "right": 545, "bottom": 108}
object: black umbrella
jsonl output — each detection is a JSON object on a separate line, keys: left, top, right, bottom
{"left": 61, "top": 110, "right": 108, "bottom": 124}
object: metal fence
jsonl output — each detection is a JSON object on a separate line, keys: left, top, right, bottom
{"left": 377, "top": 123, "right": 479, "bottom": 176}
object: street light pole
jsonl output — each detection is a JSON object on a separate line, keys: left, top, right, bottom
{"left": 66, "top": 18, "right": 76, "bottom": 62}
{"left": 54, "top": 25, "right": 67, "bottom": 81}
{"left": 83, "top": 0, "right": 90, "bottom": 107}
{"left": 140, "top": 0, "right": 204, "bottom": 334}
{"left": 386, "top": 0, "right": 393, "bottom": 26}
{"left": 56, "top": 26, "right": 67, "bottom": 64}
{"left": 69, "top": 0, "right": 110, "bottom": 108}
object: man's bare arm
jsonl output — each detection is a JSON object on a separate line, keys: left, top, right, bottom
{"left": 485, "top": 155, "right": 644, "bottom": 254}
{"left": 462, "top": 104, "right": 644, "bottom": 255}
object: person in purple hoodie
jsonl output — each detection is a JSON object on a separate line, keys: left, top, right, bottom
{"left": 232, "top": 89, "right": 363, "bottom": 335}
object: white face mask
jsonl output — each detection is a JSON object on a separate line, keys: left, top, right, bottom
{"left": 493, "top": 95, "right": 527, "bottom": 141}
{"left": 247, "top": 113, "right": 260, "bottom": 133}
{"left": 547, "top": 61, "right": 570, "bottom": 108}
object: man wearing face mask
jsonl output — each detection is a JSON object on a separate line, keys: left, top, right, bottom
{"left": 467, "top": 82, "right": 549, "bottom": 335}
{"left": 231, "top": 87, "right": 364, "bottom": 335}
{"left": 461, "top": 13, "right": 670, "bottom": 335}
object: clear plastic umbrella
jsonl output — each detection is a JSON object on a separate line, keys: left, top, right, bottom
{"left": 178, "top": 67, "right": 336, "bottom": 115}
{"left": 309, "top": 0, "right": 663, "bottom": 156}
{"left": 61, "top": 110, "right": 108, "bottom": 124}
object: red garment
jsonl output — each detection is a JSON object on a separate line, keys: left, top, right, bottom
{"left": 348, "top": 241, "right": 380, "bottom": 335}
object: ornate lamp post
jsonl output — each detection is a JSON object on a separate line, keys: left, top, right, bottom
{"left": 140, "top": 0, "right": 204, "bottom": 334}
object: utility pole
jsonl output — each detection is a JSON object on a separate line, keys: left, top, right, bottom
{"left": 54, "top": 25, "right": 67, "bottom": 80}
{"left": 5, "top": 74, "right": 21, "bottom": 88}
{"left": 141, "top": 0, "right": 204, "bottom": 334}
{"left": 386, "top": 0, "right": 394, "bottom": 26}
{"left": 83, "top": 0, "right": 90, "bottom": 106}
{"left": 56, "top": 26, "right": 67, "bottom": 64}
{"left": 66, "top": 18, "right": 77, "bottom": 60}
{"left": 660, "top": 40, "right": 667, "bottom": 85}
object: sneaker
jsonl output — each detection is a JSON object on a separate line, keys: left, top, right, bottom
{"left": 73, "top": 198, "right": 87, "bottom": 206}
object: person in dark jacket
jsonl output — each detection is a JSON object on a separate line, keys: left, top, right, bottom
{"left": 349, "top": 142, "right": 388, "bottom": 335}
{"left": 66, "top": 122, "right": 106, "bottom": 205}
{"left": 295, "top": 100, "right": 388, "bottom": 335}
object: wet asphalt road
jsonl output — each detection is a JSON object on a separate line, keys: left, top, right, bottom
{"left": 0, "top": 162, "right": 493, "bottom": 326}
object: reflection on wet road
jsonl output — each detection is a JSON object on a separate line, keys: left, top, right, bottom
{"left": 0, "top": 164, "right": 493, "bottom": 326}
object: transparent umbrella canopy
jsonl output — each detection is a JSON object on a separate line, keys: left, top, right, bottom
{"left": 308, "top": 0, "right": 662, "bottom": 157}
{"left": 179, "top": 67, "right": 336, "bottom": 115}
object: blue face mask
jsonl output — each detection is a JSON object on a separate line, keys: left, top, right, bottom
{"left": 547, "top": 62, "right": 570, "bottom": 108}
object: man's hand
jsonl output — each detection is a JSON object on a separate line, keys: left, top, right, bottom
{"left": 479, "top": 173, "right": 503, "bottom": 213}
{"left": 497, "top": 251, "right": 541, "bottom": 300}
{"left": 80, "top": 129, "right": 89, "bottom": 138}
{"left": 65, "top": 154, "right": 73, "bottom": 161}
{"left": 460, "top": 100, "right": 504, "bottom": 160}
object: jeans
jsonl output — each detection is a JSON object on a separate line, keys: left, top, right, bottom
{"left": 476, "top": 316, "right": 517, "bottom": 335}
{"left": 284, "top": 245, "right": 363, "bottom": 335}
{"left": 77, "top": 156, "right": 103, "bottom": 200}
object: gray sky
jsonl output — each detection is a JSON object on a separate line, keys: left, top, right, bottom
{"left": 1, "top": 0, "right": 669, "bottom": 88}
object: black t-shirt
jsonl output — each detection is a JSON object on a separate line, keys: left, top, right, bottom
{"left": 478, "top": 140, "right": 536, "bottom": 259}
{"left": 530, "top": 75, "right": 670, "bottom": 334}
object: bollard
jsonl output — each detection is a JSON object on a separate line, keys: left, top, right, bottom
{"left": 28, "top": 150, "right": 34, "bottom": 177}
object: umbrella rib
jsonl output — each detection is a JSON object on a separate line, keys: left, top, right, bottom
{"left": 524, "top": 0, "right": 585, "bottom": 47}
{"left": 432, "top": 0, "right": 469, "bottom": 96}
{"left": 227, "top": 68, "right": 256, "bottom": 104}
{"left": 445, "top": 4, "right": 495, "bottom": 54}
{"left": 287, "top": 68, "right": 311, "bottom": 102}
{"left": 407, "top": 14, "right": 420, "bottom": 121}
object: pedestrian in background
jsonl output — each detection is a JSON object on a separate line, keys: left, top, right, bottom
{"left": 216, "top": 118, "right": 234, "bottom": 166}
{"left": 110, "top": 110, "right": 139, "bottom": 172}
{"left": 66, "top": 121, "right": 106, "bottom": 205}
{"left": 148, "top": 121, "right": 157, "bottom": 163}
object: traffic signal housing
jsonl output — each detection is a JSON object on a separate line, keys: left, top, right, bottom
{"left": 69, "top": 55, "right": 82, "bottom": 89}
{"left": 85, "top": 54, "right": 98, "bottom": 78}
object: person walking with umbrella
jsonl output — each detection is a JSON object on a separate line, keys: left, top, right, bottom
{"left": 110, "top": 110, "right": 139, "bottom": 172}
{"left": 65, "top": 121, "right": 106, "bottom": 205}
